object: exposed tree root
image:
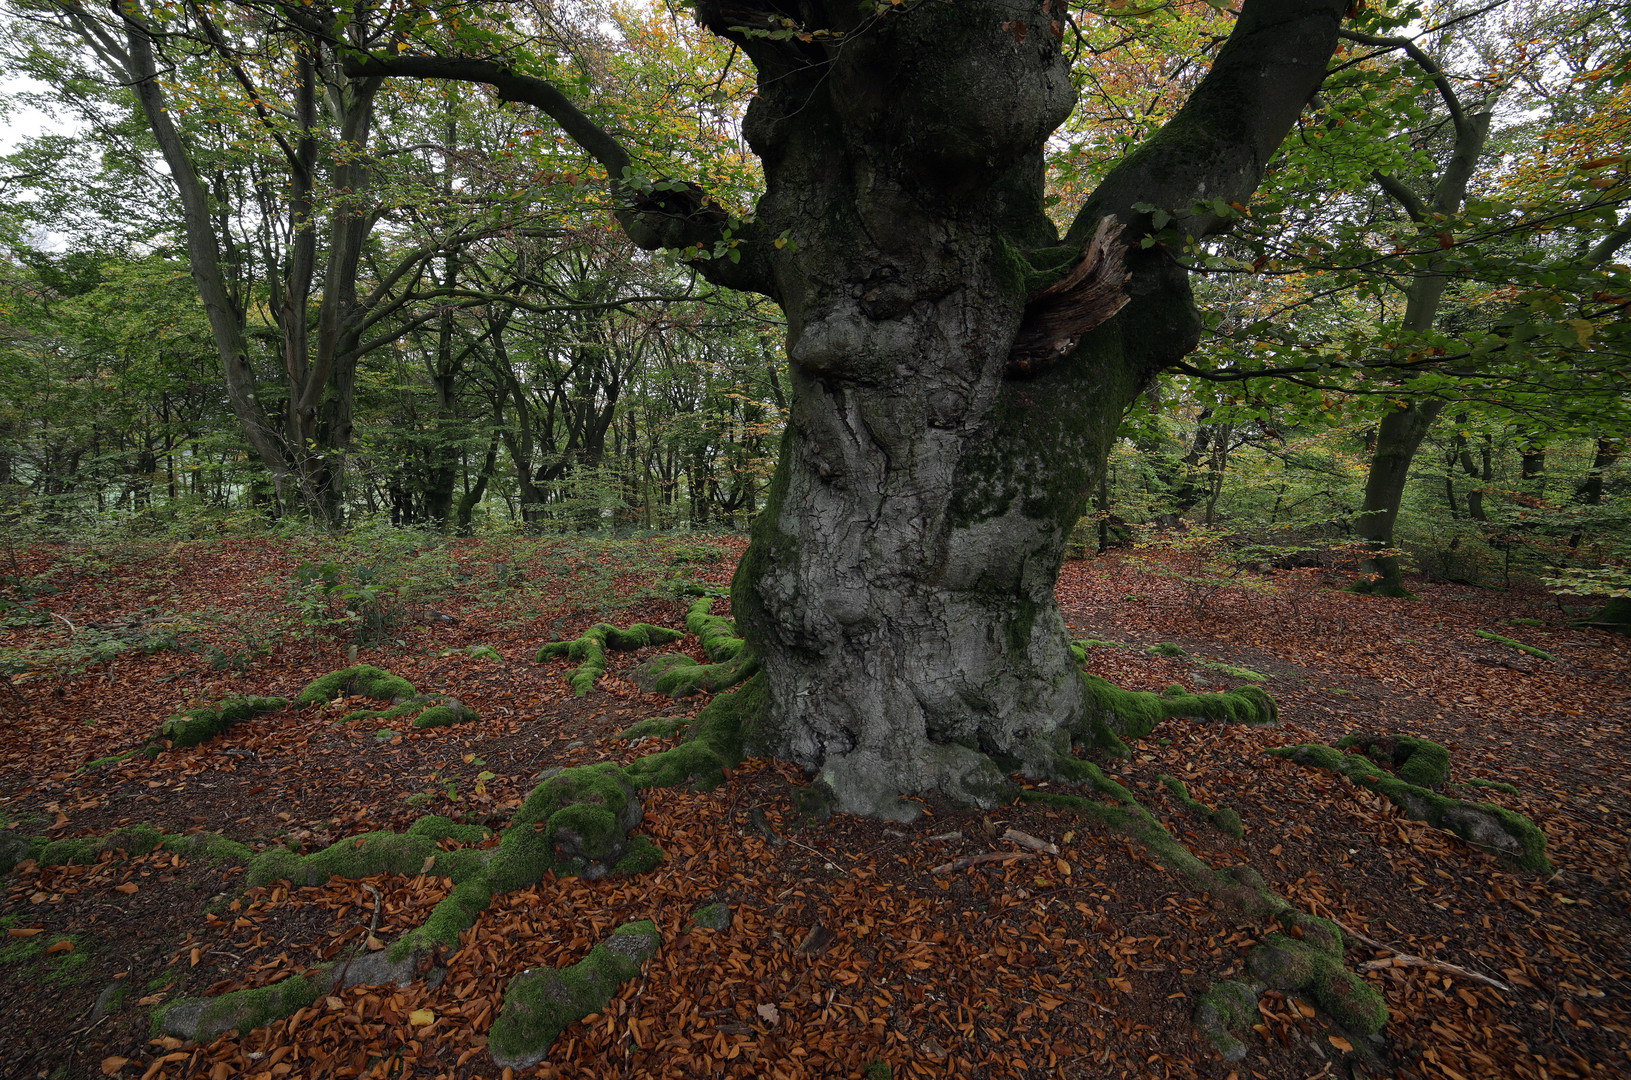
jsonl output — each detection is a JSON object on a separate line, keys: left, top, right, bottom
{"left": 157, "top": 696, "right": 288, "bottom": 748}
{"left": 1267, "top": 740, "right": 1550, "bottom": 872}
{"left": 534, "top": 622, "right": 686, "bottom": 695}
{"left": 1023, "top": 755, "right": 1389, "bottom": 1047}
{"left": 0, "top": 823, "right": 251, "bottom": 876}
{"left": 631, "top": 598, "right": 756, "bottom": 697}
{"left": 295, "top": 665, "right": 477, "bottom": 729}
{"left": 1158, "top": 774, "right": 1244, "bottom": 838}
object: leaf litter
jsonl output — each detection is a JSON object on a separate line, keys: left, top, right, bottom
{"left": 0, "top": 538, "right": 1626, "bottom": 1079}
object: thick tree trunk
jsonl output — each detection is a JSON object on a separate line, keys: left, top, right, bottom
{"left": 1354, "top": 399, "right": 1445, "bottom": 596}
{"left": 360, "top": 0, "right": 1346, "bottom": 817}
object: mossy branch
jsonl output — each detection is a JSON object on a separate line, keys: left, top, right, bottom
{"left": 1473, "top": 630, "right": 1554, "bottom": 661}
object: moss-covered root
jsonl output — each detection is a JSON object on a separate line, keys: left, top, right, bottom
{"left": 1267, "top": 743, "right": 1551, "bottom": 872}
{"left": 1075, "top": 671, "right": 1277, "bottom": 753}
{"left": 2, "top": 824, "right": 253, "bottom": 875}
{"left": 1159, "top": 775, "right": 1244, "bottom": 839}
{"left": 534, "top": 622, "right": 686, "bottom": 695}
{"left": 683, "top": 597, "right": 744, "bottom": 662}
{"left": 1247, "top": 923, "right": 1387, "bottom": 1035}
{"left": 158, "top": 696, "right": 287, "bottom": 748}
{"left": 1193, "top": 980, "right": 1259, "bottom": 1062}
{"left": 295, "top": 665, "right": 417, "bottom": 706}
{"left": 488, "top": 920, "right": 662, "bottom": 1071}
{"left": 1336, "top": 733, "right": 1450, "bottom": 787}
{"left": 340, "top": 694, "right": 479, "bottom": 730}
{"left": 157, "top": 967, "right": 331, "bottom": 1042}
{"left": 622, "top": 674, "right": 764, "bottom": 791}
{"left": 245, "top": 821, "right": 491, "bottom": 888}
{"left": 630, "top": 652, "right": 757, "bottom": 697}
{"left": 1023, "top": 761, "right": 1389, "bottom": 1039}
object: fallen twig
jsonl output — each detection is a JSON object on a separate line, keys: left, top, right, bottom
{"left": 1001, "top": 827, "right": 1060, "bottom": 855}
{"left": 931, "top": 851, "right": 1038, "bottom": 875}
{"left": 1339, "top": 921, "right": 1513, "bottom": 992}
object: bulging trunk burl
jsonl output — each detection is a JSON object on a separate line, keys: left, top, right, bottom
{"left": 356, "top": 0, "right": 1348, "bottom": 818}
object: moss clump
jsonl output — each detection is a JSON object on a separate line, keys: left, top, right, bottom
{"left": 1337, "top": 733, "right": 1450, "bottom": 788}
{"left": 1159, "top": 775, "right": 1244, "bottom": 838}
{"left": 612, "top": 835, "right": 665, "bottom": 876}
{"left": 1462, "top": 777, "right": 1520, "bottom": 796}
{"left": 504, "top": 763, "right": 644, "bottom": 882}
{"left": 156, "top": 967, "right": 331, "bottom": 1041}
{"left": 159, "top": 696, "right": 287, "bottom": 748}
{"left": 296, "top": 665, "right": 416, "bottom": 706}
{"left": 535, "top": 622, "right": 686, "bottom": 695}
{"left": 245, "top": 831, "right": 441, "bottom": 888}
{"left": 164, "top": 831, "right": 252, "bottom": 863}
{"left": 1247, "top": 931, "right": 1386, "bottom": 1034}
{"left": 487, "top": 920, "right": 661, "bottom": 1071}
{"left": 1268, "top": 743, "right": 1551, "bottom": 872}
{"left": 1473, "top": 629, "right": 1553, "bottom": 661}
{"left": 1150, "top": 641, "right": 1187, "bottom": 658}
{"left": 410, "top": 701, "right": 477, "bottom": 729}
{"left": 688, "top": 902, "right": 731, "bottom": 931}
{"left": 684, "top": 597, "right": 744, "bottom": 662}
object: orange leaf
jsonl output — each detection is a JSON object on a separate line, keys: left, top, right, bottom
{"left": 100, "top": 1056, "right": 129, "bottom": 1074}
{"left": 45, "top": 940, "right": 73, "bottom": 954}
{"left": 113, "top": 882, "right": 139, "bottom": 895}
{"left": 1328, "top": 1034, "right": 1354, "bottom": 1052}
{"left": 7, "top": 927, "right": 44, "bottom": 937}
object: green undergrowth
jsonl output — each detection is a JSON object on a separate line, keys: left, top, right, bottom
{"left": 1267, "top": 740, "right": 1551, "bottom": 872}
{"left": 296, "top": 665, "right": 476, "bottom": 729}
{"left": 535, "top": 622, "right": 685, "bottom": 694}
{"left": 1021, "top": 757, "right": 1387, "bottom": 1037}
{"left": 158, "top": 695, "right": 287, "bottom": 748}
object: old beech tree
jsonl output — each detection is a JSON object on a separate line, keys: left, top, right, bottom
{"left": 360, "top": 0, "right": 1349, "bottom": 818}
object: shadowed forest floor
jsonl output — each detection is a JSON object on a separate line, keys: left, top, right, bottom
{"left": 0, "top": 536, "right": 1626, "bottom": 1080}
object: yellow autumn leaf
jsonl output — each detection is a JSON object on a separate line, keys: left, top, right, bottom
{"left": 409, "top": 1009, "right": 435, "bottom": 1026}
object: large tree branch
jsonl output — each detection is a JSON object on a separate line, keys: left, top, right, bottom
{"left": 1338, "top": 27, "right": 1469, "bottom": 140}
{"left": 341, "top": 52, "right": 773, "bottom": 296}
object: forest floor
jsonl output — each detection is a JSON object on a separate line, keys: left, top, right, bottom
{"left": 0, "top": 533, "right": 1626, "bottom": 1080}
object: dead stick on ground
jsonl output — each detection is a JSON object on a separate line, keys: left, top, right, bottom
{"left": 931, "top": 851, "right": 1039, "bottom": 875}
{"left": 1339, "top": 921, "right": 1513, "bottom": 993}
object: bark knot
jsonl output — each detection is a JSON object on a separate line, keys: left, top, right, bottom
{"left": 1008, "top": 216, "right": 1130, "bottom": 375}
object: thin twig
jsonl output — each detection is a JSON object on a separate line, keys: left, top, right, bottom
{"left": 1338, "top": 921, "right": 1512, "bottom": 992}
{"left": 930, "top": 851, "right": 1038, "bottom": 875}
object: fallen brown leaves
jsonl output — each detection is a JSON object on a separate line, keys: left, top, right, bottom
{"left": 0, "top": 539, "right": 1626, "bottom": 1080}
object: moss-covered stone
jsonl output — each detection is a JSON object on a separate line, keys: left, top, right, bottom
{"left": 296, "top": 665, "right": 416, "bottom": 706}
{"left": 410, "top": 700, "right": 478, "bottom": 729}
{"left": 612, "top": 835, "right": 665, "bottom": 876}
{"left": 487, "top": 920, "right": 661, "bottom": 1071}
{"left": 1268, "top": 742, "right": 1551, "bottom": 872}
{"left": 535, "top": 622, "right": 686, "bottom": 695}
{"left": 688, "top": 902, "right": 731, "bottom": 931}
{"left": 1193, "top": 980, "right": 1259, "bottom": 1062}
{"left": 159, "top": 696, "right": 288, "bottom": 748}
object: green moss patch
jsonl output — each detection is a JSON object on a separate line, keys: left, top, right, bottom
{"left": 159, "top": 695, "right": 287, "bottom": 748}
{"left": 1076, "top": 671, "right": 1276, "bottom": 751}
{"left": 1473, "top": 630, "right": 1553, "bottom": 661}
{"left": 1267, "top": 742, "right": 1551, "bottom": 872}
{"left": 488, "top": 920, "right": 661, "bottom": 1070}
{"left": 535, "top": 622, "right": 685, "bottom": 695}
{"left": 296, "top": 664, "right": 417, "bottom": 706}
{"left": 615, "top": 716, "right": 689, "bottom": 741}
{"left": 1336, "top": 732, "right": 1450, "bottom": 788}
{"left": 685, "top": 597, "right": 744, "bottom": 662}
